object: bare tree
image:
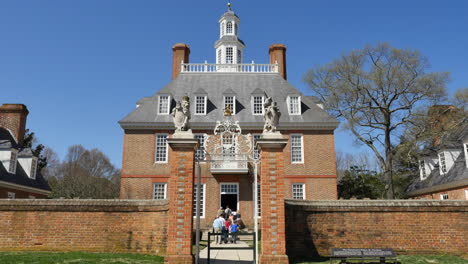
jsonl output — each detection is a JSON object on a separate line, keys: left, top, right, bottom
{"left": 452, "top": 87, "right": 468, "bottom": 111}
{"left": 305, "top": 43, "right": 448, "bottom": 198}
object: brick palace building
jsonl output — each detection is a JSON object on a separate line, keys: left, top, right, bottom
{"left": 119, "top": 4, "right": 339, "bottom": 228}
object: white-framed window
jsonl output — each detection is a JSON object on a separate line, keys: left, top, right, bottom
{"left": 221, "top": 183, "right": 238, "bottom": 194}
{"left": 439, "top": 152, "right": 447, "bottom": 174}
{"left": 226, "top": 47, "right": 233, "bottom": 64}
{"left": 292, "top": 183, "right": 305, "bottom": 200}
{"left": 30, "top": 158, "right": 37, "bottom": 180}
{"left": 195, "top": 134, "right": 206, "bottom": 161}
{"left": 235, "top": 24, "right": 238, "bottom": 35}
{"left": 237, "top": 49, "right": 242, "bottom": 64}
{"left": 291, "top": 134, "right": 304, "bottom": 163}
{"left": 252, "top": 96, "right": 264, "bottom": 115}
{"left": 419, "top": 160, "right": 427, "bottom": 180}
{"left": 217, "top": 49, "right": 222, "bottom": 64}
{"left": 287, "top": 96, "right": 301, "bottom": 115}
{"left": 253, "top": 134, "right": 261, "bottom": 160}
{"left": 226, "top": 22, "right": 233, "bottom": 34}
{"left": 9, "top": 150, "right": 17, "bottom": 174}
{"left": 440, "top": 193, "right": 449, "bottom": 200}
{"left": 224, "top": 96, "right": 236, "bottom": 115}
{"left": 192, "top": 183, "right": 206, "bottom": 218}
{"left": 155, "top": 134, "right": 168, "bottom": 163}
{"left": 153, "top": 183, "right": 167, "bottom": 200}
{"left": 221, "top": 22, "right": 225, "bottom": 36}
{"left": 195, "top": 96, "right": 207, "bottom": 115}
{"left": 7, "top": 192, "right": 15, "bottom": 199}
{"left": 158, "top": 95, "right": 170, "bottom": 115}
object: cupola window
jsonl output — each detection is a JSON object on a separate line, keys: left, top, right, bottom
{"left": 221, "top": 22, "right": 225, "bottom": 36}
{"left": 217, "top": 49, "right": 222, "bottom": 64}
{"left": 226, "top": 22, "right": 233, "bottom": 34}
{"left": 237, "top": 49, "right": 242, "bottom": 64}
{"left": 226, "top": 47, "right": 233, "bottom": 64}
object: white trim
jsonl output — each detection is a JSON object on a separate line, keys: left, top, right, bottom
{"left": 7, "top": 192, "right": 15, "bottom": 199}
{"left": 440, "top": 193, "right": 449, "bottom": 200}
{"left": 251, "top": 96, "right": 264, "bottom": 115}
{"left": 155, "top": 134, "right": 168, "bottom": 163}
{"left": 195, "top": 134, "right": 207, "bottom": 161}
{"left": 152, "top": 182, "right": 167, "bottom": 200}
{"left": 193, "top": 183, "right": 206, "bottom": 219}
{"left": 30, "top": 157, "right": 37, "bottom": 180}
{"left": 9, "top": 149, "right": 18, "bottom": 174}
{"left": 439, "top": 151, "right": 447, "bottom": 175}
{"left": 223, "top": 95, "right": 236, "bottom": 115}
{"left": 158, "top": 95, "right": 171, "bottom": 115}
{"left": 290, "top": 134, "right": 304, "bottom": 164}
{"left": 220, "top": 182, "right": 239, "bottom": 212}
{"left": 465, "top": 189, "right": 468, "bottom": 200}
{"left": 0, "top": 180, "right": 51, "bottom": 195}
{"left": 287, "top": 95, "right": 301, "bottom": 115}
{"left": 464, "top": 143, "right": 468, "bottom": 168}
{"left": 194, "top": 96, "right": 207, "bottom": 115}
{"left": 292, "top": 183, "right": 306, "bottom": 200}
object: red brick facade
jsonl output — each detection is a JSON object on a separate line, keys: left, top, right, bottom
{"left": 0, "top": 186, "right": 48, "bottom": 199}
{"left": 120, "top": 130, "right": 338, "bottom": 228}
{"left": 414, "top": 185, "right": 468, "bottom": 200}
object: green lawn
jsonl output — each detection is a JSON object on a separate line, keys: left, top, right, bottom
{"left": 0, "top": 252, "right": 164, "bottom": 264}
{"left": 291, "top": 255, "right": 468, "bottom": 264}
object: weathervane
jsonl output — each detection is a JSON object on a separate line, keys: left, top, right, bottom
{"left": 228, "top": 0, "right": 232, "bottom": 11}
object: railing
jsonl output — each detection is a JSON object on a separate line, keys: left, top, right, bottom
{"left": 181, "top": 62, "right": 279, "bottom": 73}
{"left": 210, "top": 154, "right": 249, "bottom": 174}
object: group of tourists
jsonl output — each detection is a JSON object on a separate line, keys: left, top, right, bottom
{"left": 212, "top": 206, "right": 244, "bottom": 244}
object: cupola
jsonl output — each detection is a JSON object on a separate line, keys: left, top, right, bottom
{"left": 215, "top": 1, "right": 245, "bottom": 64}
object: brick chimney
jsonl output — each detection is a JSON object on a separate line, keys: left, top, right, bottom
{"left": 172, "top": 43, "right": 190, "bottom": 80}
{"left": 0, "top": 104, "right": 29, "bottom": 144}
{"left": 269, "top": 43, "right": 287, "bottom": 80}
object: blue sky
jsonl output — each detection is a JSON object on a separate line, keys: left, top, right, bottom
{"left": 1, "top": 0, "right": 467, "bottom": 167}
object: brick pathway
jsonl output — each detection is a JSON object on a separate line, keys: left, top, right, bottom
{"left": 198, "top": 241, "right": 254, "bottom": 264}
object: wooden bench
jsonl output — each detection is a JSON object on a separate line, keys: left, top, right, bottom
{"left": 330, "top": 248, "right": 400, "bottom": 264}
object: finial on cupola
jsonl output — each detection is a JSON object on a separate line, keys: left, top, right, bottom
{"left": 227, "top": 0, "right": 232, "bottom": 11}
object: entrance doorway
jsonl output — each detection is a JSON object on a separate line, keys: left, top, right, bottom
{"left": 220, "top": 183, "right": 238, "bottom": 211}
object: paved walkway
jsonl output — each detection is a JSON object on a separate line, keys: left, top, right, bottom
{"left": 198, "top": 241, "right": 254, "bottom": 264}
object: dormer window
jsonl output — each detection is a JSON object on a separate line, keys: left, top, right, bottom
{"left": 226, "top": 22, "right": 233, "bottom": 34}
{"left": 30, "top": 158, "right": 37, "bottom": 180}
{"left": 464, "top": 143, "right": 468, "bottom": 168}
{"left": 287, "top": 96, "right": 301, "bottom": 115}
{"left": 252, "top": 96, "right": 264, "bottom": 115}
{"left": 419, "top": 160, "right": 427, "bottom": 180}
{"left": 195, "top": 96, "right": 207, "bottom": 115}
{"left": 224, "top": 96, "right": 236, "bottom": 115}
{"left": 158, "top": 95, "right": 170, "bottom": 115}
{"left": 439, "top": 152, "right": 447, "bottom": 174}
{"left": 9, "top": 150, "right": 17, "bottom": 174}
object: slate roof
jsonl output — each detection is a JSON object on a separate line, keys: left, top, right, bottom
{"left": 0, "top": 128, "right": 18, "bottom": 149}
{"left": 0, "top": 161, "right": 51, "bottom": 192}
{"left": 119, "top": 73, "right": 339, "bottom": 130}
{"left": 406, "top": 118, "right": 468, "bottom": 196}
{"left": 0, "top": 127, "right": 51, "bottom": 194}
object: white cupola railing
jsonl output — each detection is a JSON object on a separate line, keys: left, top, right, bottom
{"left": 181, "top": 61, "right": 279, "bottom": 74}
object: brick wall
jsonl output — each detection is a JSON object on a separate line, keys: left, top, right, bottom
{"left": 0, "top": 104, "right": 29, "bottom": 143}
{"left": 285, "top": 200, "right": 468, "bottom": 257}
{"left": 415, "top": 185, "right": 468, "bottom": 200}
{"left": 0, "top": 200, "right": 168, "bottom": 255}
